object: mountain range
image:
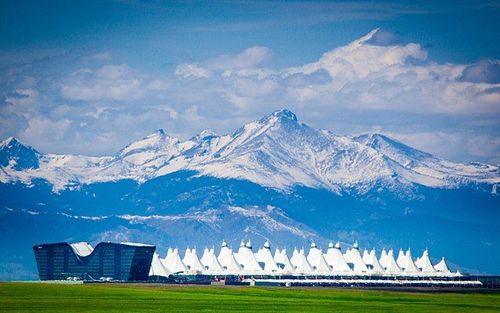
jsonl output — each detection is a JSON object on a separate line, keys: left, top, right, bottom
{"left": 0, "top": 109, "right": 499, "bottom": 279}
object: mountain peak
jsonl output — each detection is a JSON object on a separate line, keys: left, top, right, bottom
{"left": 354, "top": 132, "right": 433, "bottom": 163}
{"left": 198, "top": 129, "right": 217, "bottom": 138}
{"left": 0, "top": 136, "right": 40, "bottom": 170}
{"left": 272, "top": 109, "right": 298, "bottom": 121}
{"left": 118, "top": 129, "right": 180, "bottom": 158}
{"left": 0, "top": 136, "right": 20, "bottom": 148}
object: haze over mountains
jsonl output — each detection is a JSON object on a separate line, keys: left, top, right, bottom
{"left": 0, "top": 109, "right": 499, "bottom": 279}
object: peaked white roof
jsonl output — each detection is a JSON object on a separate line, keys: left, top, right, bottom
{"left": 362, "top": 249, "right": 370, "bottom": 264}
{"left": 275, "top": 248, "right": 281, "bottom": 257}
{"left": 200, "top": 247, "right": 211, "bottom": 267}
{"left": 379, "top": 248, "right": 388, "bottom": 269}
{"left": 416, "top": 249, "right": 436, "bottom": 273}
{"left": 182, "top": 247, "right": 192, "bottom": 264}
{"left": 396, "top": 249, "right": 406, "bottom": 268}
{"left": 235, "top": 241, "right": 262, "bottom": 272}
{"left": 218, "top": 241, "right": 234, "bottom": 268}
{"left": 307, "top": 243, "right": 331, "bottom": 273}
{"left": 223, "top": 248, "right": 242, "bottom": 274}
{"left": 274, "top": 248, "right": 295, "bottom": 273}
{"left": 364, "top": 249, "right": 384, "bottom": 273}
{"left": 324, "top": 241, "right": 351, "bottom": 272}
{"left": 184, "top": 248, "right": 205, "bottom": 272}
{"left": 164, "top": 248, "right": 187, "bottom": 273}
{"left": 255, "top": 241, "right": 279, "bottom": 272}
{"left": 290, "top": 248, "right": 300, "bottom": 267}
{"left": 314, "top": 254, "right": 331, "bottom": 273}
{"left": 294, "top": 249, "right": 314, "bottom": 274}
{"left": 149, "top": 252, "right": 171, "bottom": 277}
{"left": 434, "top": 257, "right": 451, "bottom": 274}
{"left": 402, "top": 249, "right": 420, "bottom": 274}
{"left": 344, "top": 242, "right": 368, "bottom": 273}
{"left": 384, "top": 249, "right": 402, "bottom": 274}
{"left": 204, "top": 249, "right": 224, "bottom": 272}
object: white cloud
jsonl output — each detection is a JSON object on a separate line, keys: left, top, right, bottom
{"left": 232, "top": 78, "right": 278, "bottom": 97}
{"left": 175, "top": 63, "right": 210, "bottom": 79}
{"left": 60, "top": 64, "right": 145, "bottom": 101}
{"left": 147, "top": 79, "right": 170, "bottom": 91}
{"left": 182, "top": 105, "right": 202, "bottom": 122}
{"left": 169, "top": 29, "right": 499, "bottom": 118}
{"left": 224, "top": 93, "right": 253, "bottom": 110}
{"left": 152, "top": 105, "right": 178, "bottom": 120}
{"left": 206, "top": 46, "right": 271, "bottom": 70}
{"left": 5, "top": 88, "right": 39, "bottom": 114}
{"left": 285, "top": 29, "right": 427, "bottom": 79}
{"left": 280, "top": 29, "right": 499, "bottom": 115}
{"left": 20, "top": 117, "right": 71, "bottom": 147}
{"left": 466, "top": 135, "right": 500, "bottom": 159}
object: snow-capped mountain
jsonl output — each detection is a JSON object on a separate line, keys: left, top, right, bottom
{"left": 1, "top": 109, "right": 498, "bottom": 192}
{"left": 1, "top": 109, "right": 499, "bottom": 279}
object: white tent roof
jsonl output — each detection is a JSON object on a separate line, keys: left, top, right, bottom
{"left": 434, "top": 257, "right": 451, "bottom": 274}
{"left": 324, "top": 241, "right": 351, "bottom": 272}
{"left": 379, "top": 248, "right": 388, "bottom": 269}
{"left": 184, "top": 248, "right": 205, "bottom": 272}
{"left": 274, "top": 248, "right": 283, "bottom": 263}
{"left": 290, "top": 248, "right": 300, "bottom": 268}
{"left": 402, "top": 249, "right": 420, "bottom": 274}
{"left": 255, "top": 241, "right": 279, "bottom": 272}
{"left": 223, "top": 248, "right": 242, "bottom": 274}
{"left": 365, "top": 249, "right": 384, "bottom": 273}
{"left": 200, "top": 248, "right": 211, "bottom": 267}
{"left": 235, "top": 240, "right": 262, "bottom": 272}
{"left": 384, "top": 249, "right": 402, "bottom": 274}
{"left": 155, "top": 241, "right": 460, "bottom": 278}
{"left": 294, "top": 249, "right": 314, "bottom": 274}
{"left": 234, "top": 240, "right": 246, "bottom": 264}
{"left": 182, "top": 247, "right": 192, "bottom": 264}
{"left": 416, "top": 249, "right": 436, "bottom": 273}
{"left": 396, "top": 249, "right": 406, "bottom": 268}
{"left": 274, "top": 248, "right": 295, "bottom": 273}
{"left": 164, "top": 248, "right": 187, "bottom": 273}
{"left": 204, "top": 249, "right": 224, "bottom": 272}
{"left": 345, "top": 242, "right": 368, "bottom": 273}
{"left": 362, "top": 249, "right": 370, "bottom": 264}
{"left": 218, "top": 240, "right": 233, "bottom": 268}
{"left": 307, "top": 242, "right": 331, "bottom": 273}
{"left": 149, "top": 252, "right": 171, "bottom": 277}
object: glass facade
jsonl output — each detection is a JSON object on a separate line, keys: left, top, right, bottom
{"left": 33, "top": 242, "right": 155, "bottom": 281}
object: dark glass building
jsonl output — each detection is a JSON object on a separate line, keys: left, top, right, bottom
{"left": 33, "top": 241, "right": 155, "bottom": 281}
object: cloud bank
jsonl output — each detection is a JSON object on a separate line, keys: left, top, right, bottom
{"left": 1, "top": 29, "right": 499, "bottom": 163}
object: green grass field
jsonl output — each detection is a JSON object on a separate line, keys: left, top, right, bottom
{"left": 0, "top": 282, "right": 499, "bottom": 312}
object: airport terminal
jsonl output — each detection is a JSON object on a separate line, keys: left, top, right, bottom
{"left": 33, "top": 239, "right": 496, "bottom": 287}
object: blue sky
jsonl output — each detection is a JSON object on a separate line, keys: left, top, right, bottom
{"left": 0, "top": 0, "right": 499, "bottom": 162}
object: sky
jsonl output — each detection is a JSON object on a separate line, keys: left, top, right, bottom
{"left": 0, "top": 0, "right": 499, "bottom": 163}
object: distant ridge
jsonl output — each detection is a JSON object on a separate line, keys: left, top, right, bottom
{"left": 1, "top": 109, "right": 498, "bottom": 192}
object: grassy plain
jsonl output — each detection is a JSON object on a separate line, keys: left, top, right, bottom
{"left": 0, "top": 282, "right": 499, "bottom": 312}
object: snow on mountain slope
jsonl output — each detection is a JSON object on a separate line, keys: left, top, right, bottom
{"left": 25, "top": 204, "right": 318, "bottom": 242}
{"left": 354, "top": 133, "right": 500, "bottom": 188}
{"left": 1, "top": 109, "right": 499, "bottom": 192}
